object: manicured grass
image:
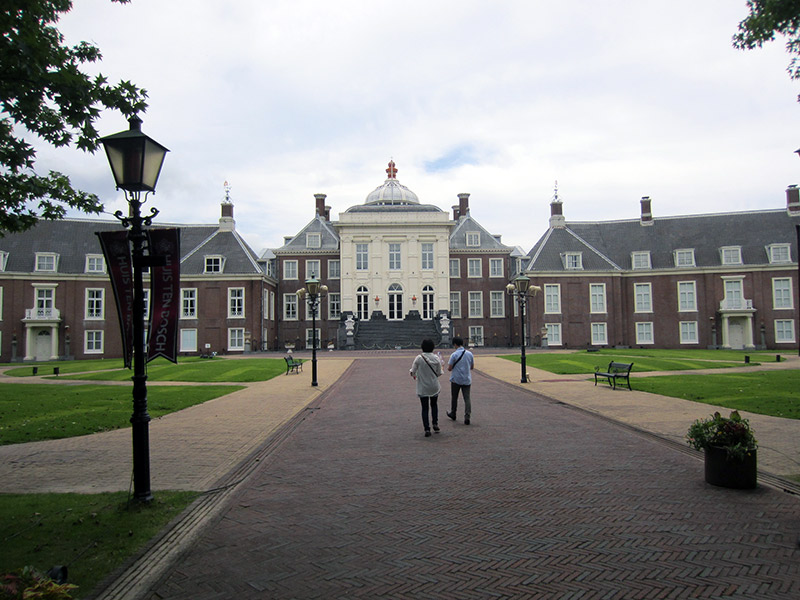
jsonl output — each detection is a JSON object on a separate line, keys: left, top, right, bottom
{"left": 51, "top": 357, "right": 290, "bottom": 383}
{"left": 0, "top": 491, "right": 198, "bottom": 599}
{"left": 3, "top": 358, "right": 128, "bottom": 377}
{"left": 0, "top": 384, "right": 243, "bottom": 445}
{"left": 634, "top": 370, "right": 800, "bottom": 420}
{"left": 501, "top": 352, "right": 744, "bottom": 375}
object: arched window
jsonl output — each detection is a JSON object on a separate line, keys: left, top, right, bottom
{"left": 356, "top": 286, "right": 370, "bottom": 320}
{"left": 422, "top": 285, "right": 435, "bottom": 319}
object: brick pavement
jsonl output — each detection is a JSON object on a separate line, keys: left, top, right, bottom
{"left": 133, "top": 355, "right": 800, "bottom": 600}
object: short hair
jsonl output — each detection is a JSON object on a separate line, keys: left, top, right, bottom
{"left": 421, "top": 339, "right": 435, "bottom": 353}
{"left": 452, "top": 337, "right": 464, "bottom": 347}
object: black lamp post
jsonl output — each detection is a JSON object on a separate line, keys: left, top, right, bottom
{"left": 100, "top": 116, "right": 168, "bottom": 502}
{"left": 506, "top": 275, "right": 541, "bottom": 384}
{"left": 297, "top": 275, "right": 328, "bottom": 386}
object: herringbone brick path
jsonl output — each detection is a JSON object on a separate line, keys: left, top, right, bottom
{"left": 146, "top": 357, "right": 800, "bottom": 599}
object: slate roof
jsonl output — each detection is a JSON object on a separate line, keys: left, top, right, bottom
{"left": 450, "top": 215, "right": 512, "bottom": 252}
{"left": 0, "top": 218, "right": 264, "bottom": 276}
{"left": 276, "top": 215, "right": 339, "bottom": 253}
{"left": 527, "top": 209, "right": 799, "bottom": 272}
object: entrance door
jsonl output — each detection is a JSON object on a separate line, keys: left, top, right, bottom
{"left": 35, "top": 330, "right": 52, "bottom": 361}
{"left": 388, "top": 283, "right": 403, "bottom": 320}
{"left": 356, "top": 286, "right": 369, "bottom": 320}
{"left": 422, "top": 285, "right": 434, "bottom": 319}
{"left": 728, "top": 319, "right": 745, "bottom": 349}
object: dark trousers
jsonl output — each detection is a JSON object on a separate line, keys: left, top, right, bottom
{"left": 419, "top": 395, "right": 439, "bottom": 431}
{"left": 450, "top": 382, "right": 471, "bottom": 418}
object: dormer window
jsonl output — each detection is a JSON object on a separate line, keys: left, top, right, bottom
{"left": 631, "top": 251, "right": 651, "bottom": 270}
{"left": 674, "top": 249, "right": 695, "bottom": 267}
{"left": 0, "top": 251, "right": 8, "bottom": 271}
{"left": 306, "top": 233, "right": 321, "bottom": 248}
{"left": 466, "top": 232, "right": 480, "bottom": 247}
{"left": 205, "top": 255, "right": 225, "bottom": 273}
{"left": 720, "top": 246, "right": 742, "bottom": 265}
{"left": 35, "top": 252, "right": 58, "bottom": 272}
{"left": 563, "top": 252, "right": 583, "bottom": 270}
{"left": 85, "top": 254, "right": 106, "bottom": 273}
{"left": 767, "top": 243, "right": 791, "bottom": 264}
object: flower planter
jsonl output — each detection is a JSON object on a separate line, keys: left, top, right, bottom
{"left": 704, "top": 446, "right": 757, "bottom": 489}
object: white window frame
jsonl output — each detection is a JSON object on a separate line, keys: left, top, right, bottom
{"left": 204, "top": 255, "right": 224, "bottom": 274}
{"left": 489, "top": 258, "right": 504, "bottom": 278}
{"left": 450, "top": 292, "right": 461, "bottom": 318}
{"left": 421, "top": 243, "right": 434, "bottom": 270}
{"left": 356, "top": 243, "right": 369, "bottom": 271}
{"left": 306, "top": 233, "right": 321, "bottom": 248}
{"left": 468, "top": 325, "right": 484, "bottom": 346}
{"left": 467, "top": 258, "right": 482, "bottom": 278}
{"left": 181, "top": 288, "right": 197, "bottom": 319}
{"left": 635, "top": 321, "right": 654, "bottom": 345}
{"left": 678, "top": 281, "right": 697, "bottom": 312}
{"left": 228, "top": 328, "right": 245, "bottom": 351}
{"left": 545, "top": 323, "right": 562, "bottom": 346}
{"left": 85, "top": 288, "right": 105, "bottom": 320}
{"left": 775, "top": 319, "right": 796, "bottom": 343}
{"left": 0, "top": 250, "right": 7, "bottom": 271}
{"left": 283, "top": 260, "right": 298, "bottom": 280}
{"left": 85, "top": 254, "right": 106, "bottom": 273}
{"left": 0, "top": 286, "right": 3, "bottom": 321}
{"left": 679, "top": 321, "right": 698, "bottom": 344}
{"left": 228, "top": 288, "right": 245, "bottom": 318}
{"left": 591, "top": 322, "right": 607, "bottom": 346}
{"left": 356, "top": 286, "right": 369, "bottom": 320}
{"left": 632, "top": 251, "right": 651, "bottom": 270}
{"left": 634, "top": 282, "right": 652, "bottom": 313}
{"left": 328, "top": 292, "right": 341, "bottom": 320}
{"left": 142, "top": 288, "right": 150, "bottom": 322}
{"left": 180, "top": 329, "right": 198, "bottom": 352}
{"left": 767, "top": 243, "right": 791, "bottom": 264}
{"left": 35, "top": 252, "right": 58, "bottom": 272}
{"left": 466, "top": 232, "right": 480, "bottom": 247}
{"left": 589, "top": 283, "right": 606, "bottom": 314}
{"left": 468, "top": 291, "right": 483, "bottom": 318}
{"left": 674, "top": 249, "right": 696, "bottom": 267}
{"left": 85, "top": 330, "right": 104, "bottom": 354}
{"left": 284, "top": 294, "right": 298, "bottom": 320}
{"left": 720, "top": 246, "right": 742, "bottom": 265}
{"left": 305, "top": 328, "right": 322, "bottom": 349}
{"left": 306, "top": 259, "right": 321, "bottom": 279}
{"left": 328, "top": 259, "right": 340, "bottom": 279}
{"left": 772, "top": 277, "right": 793, "bottom": 310}
{"left": 449, "top": 258, "right": 460, "bottom": 278}
{"left": 490, "top": 291, "right": 505, "bottom": 318}
{"left": 563, "top": 252, "right": 582, "bottom": 270}
{"left": 388, "top": 243, "right": 401, "bottom": 270}
{"left": 544, "top": 284, "right": 561, "bottom": 314}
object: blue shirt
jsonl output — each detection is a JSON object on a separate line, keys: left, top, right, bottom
{"left": 448, "top": 347, "right": 474, "bottom": 385}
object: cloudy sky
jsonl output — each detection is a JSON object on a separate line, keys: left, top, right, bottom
{"left": 45, "top": 0, "right": 800, "bottom": 253}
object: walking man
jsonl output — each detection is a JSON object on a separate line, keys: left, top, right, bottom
{"left": 446, "top": 336, "right": 474, "bottom": 424}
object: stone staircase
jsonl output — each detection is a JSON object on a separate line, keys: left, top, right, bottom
{"left": 353, "top": 311, "right": 441, "bottom": 350}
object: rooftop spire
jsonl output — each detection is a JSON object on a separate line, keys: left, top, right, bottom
{"left": 386, "top": 160, "right": 397, "bottom": 179}
{"left": 223, "top": 180, "right": 232, "bottom": 204}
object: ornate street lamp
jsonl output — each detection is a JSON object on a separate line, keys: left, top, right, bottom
{"left": 100, "top": 116, "right": 168, "bottom": 502}
{"left": 296, "top": 275, "right": 328, "bottom": 386}
{"left": 506, "top": 274, "right": 541, "bottom": 384}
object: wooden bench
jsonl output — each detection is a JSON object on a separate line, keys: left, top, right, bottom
{"left": 594, "top": 361, "right": 633, "bottom": 390}
{"left": 284, "top": 356, "right": 303, "bottom": 375}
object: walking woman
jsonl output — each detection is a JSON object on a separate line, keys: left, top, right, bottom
{"left": 409, "top": 339, "right": 443, "bottom": 437}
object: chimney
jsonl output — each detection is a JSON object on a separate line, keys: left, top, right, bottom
{"left": 457, "top": 193, "right": 470, "bottom": 218}
{"left": 787, "top": 185, "right": 800, "bottom": 215}
{"left": 315, "top": 193, "right": 327, "bottom": 219}
{"left": 640, "top": 196, "right": 653, "bottom": 226}
{"left": 549, "top": 198, "right": 565, "bottom": 228}
{"left": 452, "top": 205, "right": 460, "bottom": 220}
{"left": 219, "top": 201, "right": 235, "bottom": 231}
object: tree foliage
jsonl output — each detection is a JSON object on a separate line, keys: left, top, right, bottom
{"left": 733, "top": 0, "right": 800, "bottom": 96}
{"left": 0, "top": 0, "right": 148, "bottom": 235}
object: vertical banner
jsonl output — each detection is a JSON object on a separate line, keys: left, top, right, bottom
{"left": 96, "top": 230, "right": 134, "bottom": 368}
{"left": 147, "top": 228, "right": 181, "bottom": 363}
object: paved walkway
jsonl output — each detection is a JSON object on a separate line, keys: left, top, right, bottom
{"left": 2, "top": 352, "right": 800, "bottom": 598}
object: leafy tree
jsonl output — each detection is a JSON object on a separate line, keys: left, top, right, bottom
{"left": 733, "top": 0, "right": 800, "bottom": 98}
{"left": 0, "top": 0, "right": 147, "bottom": 235}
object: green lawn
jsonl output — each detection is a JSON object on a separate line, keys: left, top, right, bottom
{"left": 0, "top": 491, "right": 198, "bottom": 599}
{"left": 502, "top": 351, "right": 747, "bottom": 375}
{"left": 634, "top": 370, "right": 800, "bottom": 420}
{"left": 0, "top": 384, "right": 243, "bottom": 445}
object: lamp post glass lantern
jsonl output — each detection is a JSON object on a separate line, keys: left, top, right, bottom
{"left": 100, "top": 116, "right": 168, "bottom": 503}
{"left": 297, "top": 275, "right": 328, "bottom": 386}
{"left": 507, "top": 275, "right": 539, "bottom": 384}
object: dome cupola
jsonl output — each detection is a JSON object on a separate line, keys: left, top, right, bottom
{"left": 364, "top": 160, "right": 419, "bottom": 205}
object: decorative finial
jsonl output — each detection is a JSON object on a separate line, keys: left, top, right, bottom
{"left": 552, "top": 180, "right": 560, "bottom": 203}
{"left": 386, "top": 160, "right": 397, "bottom": 179}
{"left": 223, "top": 181, "right": 232, "bottom": 204}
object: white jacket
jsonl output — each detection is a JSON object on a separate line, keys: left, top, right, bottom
{"left": 410, "top": 352, "right": 443, "bottom": 397}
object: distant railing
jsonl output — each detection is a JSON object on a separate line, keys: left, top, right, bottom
{"left": 719, "top": 298, "right": 753, "bottom": 311}
{"left": 25, "top": 308, "right": 61, "bottom": 320}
